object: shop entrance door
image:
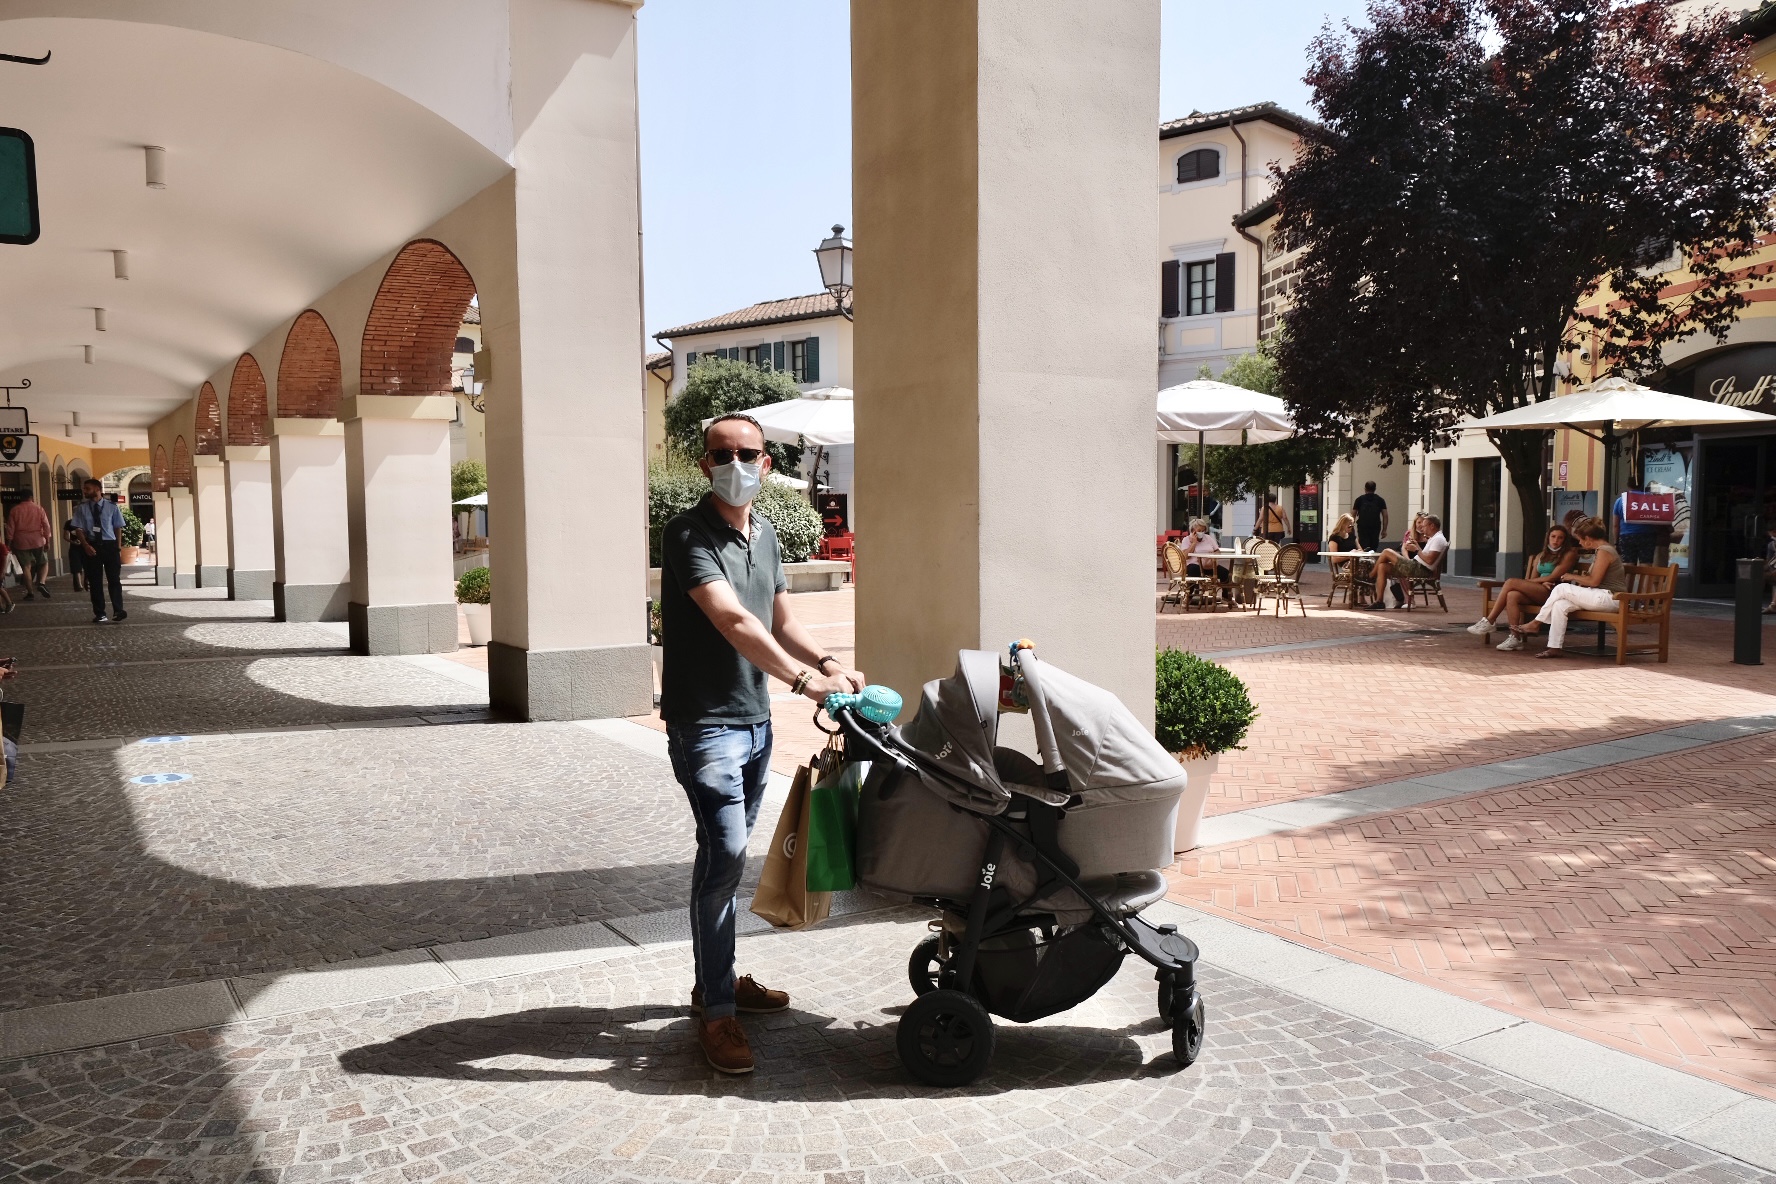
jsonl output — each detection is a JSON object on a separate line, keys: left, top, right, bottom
{"left": 1695, "top": 438, "right": 1768, "bottom": 596}
{"left": 1469, "top": 457, "right": 1500, "bottom": 577}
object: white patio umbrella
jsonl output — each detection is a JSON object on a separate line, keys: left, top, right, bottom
{"left": 452, "top": 490, "right": 488, "bottom": 506}
{"left": 1156, "top": 379, "right": 1298, "bottom": 522}
{"left": 1464, "top": 375, "right": 1776, "bottom": 504}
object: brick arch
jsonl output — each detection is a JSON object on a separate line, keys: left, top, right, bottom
{"left": 152, "top": 445, "right": 169, "bottom": 493}
{"left": 226, "top": 354, "right": 270, "bottom": 447}
{"left": 195, "top": 383, "right": 221, "bottom": 456}
{"left": 170, "top": 437, "right": 192, "bottom": 488}
{"left": 277, "top": 310, "right": 343, "bottom": 419}
{"left": 361, "top": 239, "right": 477, "bottom": 396}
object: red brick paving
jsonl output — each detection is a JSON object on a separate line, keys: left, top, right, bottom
{"left": 1168, "top": 731, "right": 1776, "bottom": 1099}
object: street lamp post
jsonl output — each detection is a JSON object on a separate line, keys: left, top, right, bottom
{"left": 814, "top": 224, "right": 853, "bottom": 321}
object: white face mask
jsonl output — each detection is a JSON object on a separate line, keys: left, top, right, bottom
{"left": 709, "top": 459, "right": 763, "bottom": 507}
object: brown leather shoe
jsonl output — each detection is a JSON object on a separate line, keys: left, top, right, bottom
{"left": 698, "top": 1016, "right": 755, "bottom": 1075}
{"left": 691, "top": 975, "right": 791, "bottom": 1015}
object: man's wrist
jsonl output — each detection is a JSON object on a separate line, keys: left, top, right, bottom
{"left": 816, "top": 655, "right": 838, "bottom": 673}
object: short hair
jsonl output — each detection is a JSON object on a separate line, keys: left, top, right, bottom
{"left": 1188, "top": 516, "right": 1209, "bottom": 533}
{"left": 703, "top": 413, "right": 765, "bottom": 450}
{"left": 1364, "top": 481, "right": 1376, "bottom": 492}
{"left": 82, "top": 478, "right": 102, "bottom": 490}
{"left": 1423, "top": 515, "right": 1441, "bottom": 530}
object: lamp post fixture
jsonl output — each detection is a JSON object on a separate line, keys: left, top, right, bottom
{"left": 813, "top": 224, "right": 852, "bottom": 321}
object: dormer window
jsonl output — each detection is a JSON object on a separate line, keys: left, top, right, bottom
{"left": 1176, "top": 148, "right": 1220, "bottom": 184}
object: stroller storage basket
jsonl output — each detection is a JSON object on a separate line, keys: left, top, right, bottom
{"left": 969, "top": 923, "right": 1126, "bottom": 1023}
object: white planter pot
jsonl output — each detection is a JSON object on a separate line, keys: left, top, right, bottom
{"left": 1171, "top": 751, "right": 1219, "bottom": 854}
{"left": 461, "top": 602, "right": 492, "bottom": 646}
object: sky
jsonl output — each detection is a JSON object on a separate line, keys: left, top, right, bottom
{"left": 635, "top": 0, "right": 1372, "bottom": 345}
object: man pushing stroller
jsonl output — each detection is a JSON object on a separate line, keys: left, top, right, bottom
{"left": 658, "top": 412, "right": 866, "bottom": 1075}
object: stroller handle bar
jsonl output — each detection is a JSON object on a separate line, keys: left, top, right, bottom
{"left": 1011, "top": 645, "right": 1068, "bottom": 778}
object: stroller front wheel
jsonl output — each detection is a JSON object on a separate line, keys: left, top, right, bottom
{"left": 1171, "top": 989, "right": 1206, "bottom": 1068}
{"left": 908, "top": 934, "right": 943, "bottom": 996}
{"left": 897, "top": 988, "right": 995, "bottom": 1087}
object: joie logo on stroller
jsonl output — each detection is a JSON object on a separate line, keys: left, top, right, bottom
{"left": 823, "top": 641, "right": 1207, "bottom": 1087}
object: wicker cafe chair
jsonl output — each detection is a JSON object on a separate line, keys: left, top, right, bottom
{"left": 1254, "top": 543, "right": 1308, "bottom": 617}
{"left": 1159, "top": 542, "right": 1190, "bottom": 612}
{"left": 1326, "top": 551, "right": 1373, "bottom": 608}
{"left": 1233, "top": 539, "right": 1279, "bottom": 611}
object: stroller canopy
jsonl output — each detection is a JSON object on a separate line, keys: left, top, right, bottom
{"left": 893, "top": 650, "right": 1188, "bottom": 816}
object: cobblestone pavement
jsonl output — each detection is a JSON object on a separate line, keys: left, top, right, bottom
{"left": 0, "top": 722, "right": 750, "bottom": 1010}
{"left": 1169, "top": 731, "right": 1776, "bottom": 1100}
{"left": 4, "top": 912, "right": 1770, "bottom": 1184}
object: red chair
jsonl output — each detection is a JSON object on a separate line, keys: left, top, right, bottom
{"left": 818, "top": 533, "right": 855, "bottom": 563}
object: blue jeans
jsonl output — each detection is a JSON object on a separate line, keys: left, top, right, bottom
{"left": 666, "top": 720, "right": 773, "bottom": 1020}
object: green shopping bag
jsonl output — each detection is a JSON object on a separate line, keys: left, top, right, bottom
{"left": 805, "top": 761, "right": 868, "bottom": 892}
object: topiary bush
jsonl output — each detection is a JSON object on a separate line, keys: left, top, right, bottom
{"left": 1154, "top": 648, "right": 1257, "bottom": 758}
{"left": 455, "top": 565, "right": 490, "bottom": 605}
{"left": 451, "top": 460, "right": 487, "bottom": 505}
{"left": 119, "top": 507, "right": 145, "bottom": 548}
{"left": 753, "top": 479, "right": 824, "bottom": 563}
{"left": 647, "top": 457, "right": 826, "bottom": 565}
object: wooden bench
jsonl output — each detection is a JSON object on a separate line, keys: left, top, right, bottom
{"left": 1478, "top": 563, "right": 1676, "bottom": 664}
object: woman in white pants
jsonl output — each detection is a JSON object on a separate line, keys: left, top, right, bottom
{"left": 1513, "top": 519, "right": 1626, "bottom": 659}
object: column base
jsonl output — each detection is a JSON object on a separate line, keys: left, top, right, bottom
{"left": 199, "top": 565, "right": 228, "bottom": 589}
{"left": 348, "top": 601, "right": 457, "bottom": 656}
{"left": 156, "top": 566, "right": 175, "bottom": 587}
{"left": 488, "top": 641, "right": 654, "bottom": 722}
{"left": 175, "top": 572, "right": 196, "bottom": 589}
{"left": 228, "top": 569, "right": 275, "bottom": 601}
{"left": 274, "top": 581, "right": 350, "bottom": 623}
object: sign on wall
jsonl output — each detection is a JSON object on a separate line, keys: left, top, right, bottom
{"left": 0, "top": 432, "right": 37, "bottom": 464}
{"left": 0, "top": 128, "right": 39, "bottom": 246}
{"left": 1694, "top": 344, "right": 1776, "bottom": 412}
{"left": 0, "top": 408, "right": 28, "bottom": 435}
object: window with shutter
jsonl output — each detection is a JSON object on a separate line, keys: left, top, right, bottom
{"left": 685, "top": 351, "right": 698, "bottom": 368}
{"left": 804, "top": 336, "right": 820, "bottom": 383}
{"left": 1175, "top": 148, "right": 1220, "bottom": 184}
{"left": 774, "top": 341, "right": 786, "bottom": 371}
{"left": 1185, "top": 260, "right": 1215, "bottom": 316}
{"left": 1161, "top": 260, "right": 1181, "bottom": 319}
{"left": 1214, "top": 252, "right": 1235, "bottom": 313}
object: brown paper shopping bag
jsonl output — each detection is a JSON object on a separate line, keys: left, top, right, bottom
{"left": 749, "top": 761, "right": 833, "bottom": 930}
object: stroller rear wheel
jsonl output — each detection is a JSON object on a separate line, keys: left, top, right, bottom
{"left": 1170, "top": 988, "right": 1206, "bottom": 1068}
{"left": 908, "top": 934, "right": 943, "bottom": 997}
{"left": 897, "top": 988, "right": 995, "bottom": 1087}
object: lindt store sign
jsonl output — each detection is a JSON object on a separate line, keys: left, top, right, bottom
{"left": 1696, "top": 344, "right": 1776, "bottom": 411}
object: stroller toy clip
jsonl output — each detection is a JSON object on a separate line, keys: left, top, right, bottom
{"left": 824, "top": 644, "right": 1206, "bottom": 1086}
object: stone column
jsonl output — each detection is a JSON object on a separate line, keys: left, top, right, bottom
{"left": 168, "top": 487, "right": 197, "bottom": 589}
{"left": 482, "top": 3, "right": 651, "bottom": 721}
{"left": 853, "top": 0, "right": 1160, "bottom": 722}
{"left": 192, "top": 456, "right": 230, "bottom": 589}
{"left": 224, "top": 446, "right": 275, "bottom": 600}
{"left": 271, "top": 419, "right": 350, "bottom": 622}
{"left": 341, "top": 395, "right": 457, "bottom": 654}
{"left": 152, "top": 490, "right": 175, "bottom": 586}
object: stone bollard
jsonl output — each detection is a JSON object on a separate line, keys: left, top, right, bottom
{"left": 1734, "top": 556, "right": 1763, "bottom": 666}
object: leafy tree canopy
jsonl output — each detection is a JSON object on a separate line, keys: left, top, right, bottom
{"left": 662, "top": 357, "right": 804, "bottom": 472}
{"left": 1271, "top": 0, "right": 1776, "bottom": 540}
{"left": 450, "top": 460, "right": 487, "bottom": 504}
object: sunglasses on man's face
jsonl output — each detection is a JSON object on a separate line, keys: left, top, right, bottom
{"left": 706, "top": 448, "right": 765, "bottom": 465}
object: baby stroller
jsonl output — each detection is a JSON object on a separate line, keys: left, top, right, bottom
{"left": 828, "top": 643, "right": 1204, "bottom": 1086}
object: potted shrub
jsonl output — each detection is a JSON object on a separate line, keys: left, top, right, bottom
{"left": 1155, "top": 648, "right": 1258, "bottom": 852}
{"left": 118, "top": 508, "right": 146, "bottom": 566}
{"left": 456, "top": 565, "right": 491, "bottom": 646}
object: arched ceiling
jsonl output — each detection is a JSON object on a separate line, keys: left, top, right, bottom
{"left": 0, "top": 16, "right": 511, "bottom": 432}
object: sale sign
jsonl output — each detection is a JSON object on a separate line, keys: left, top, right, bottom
{"left": 1622, "top": 491, "right": 1675, "bottom": 524}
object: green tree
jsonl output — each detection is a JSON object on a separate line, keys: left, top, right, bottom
{"left": 646, "top": 455, "right": 826, "bottom": 566}
{"left": 450, "top": 460, "right": 487, "bottom": 504}
{"left": 1187, "top": 344, "right": 1350, "bottom": 502}
{"left": 663, "top": 356, "right": 803, "bottom": 472}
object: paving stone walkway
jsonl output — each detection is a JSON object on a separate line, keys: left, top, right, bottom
{"left": 5, "top": 912, "right": 1773, "bottom": 1184}
{"left": 1169, "top": 731, "right": 1776, "bottom": 1102}
{"left": 6, "top": 581, "right": 1776, "bottom": 1180}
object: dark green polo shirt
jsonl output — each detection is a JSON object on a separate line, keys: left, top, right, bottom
{"left": 659, "top": 494, "right": 787, "bottom": 726}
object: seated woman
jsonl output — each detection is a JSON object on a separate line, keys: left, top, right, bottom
{"left": 1180, "top": 517, "right": 1228, "bottom": 599}
{"left": 1324, "top": 512, "right": 1360, "bottom": 554}
{"left": 1510, "top": 518, "right": 1625, "bottom": 658}
{"left": 1466, "top": 525, "right": 1579, "bottom": 638}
